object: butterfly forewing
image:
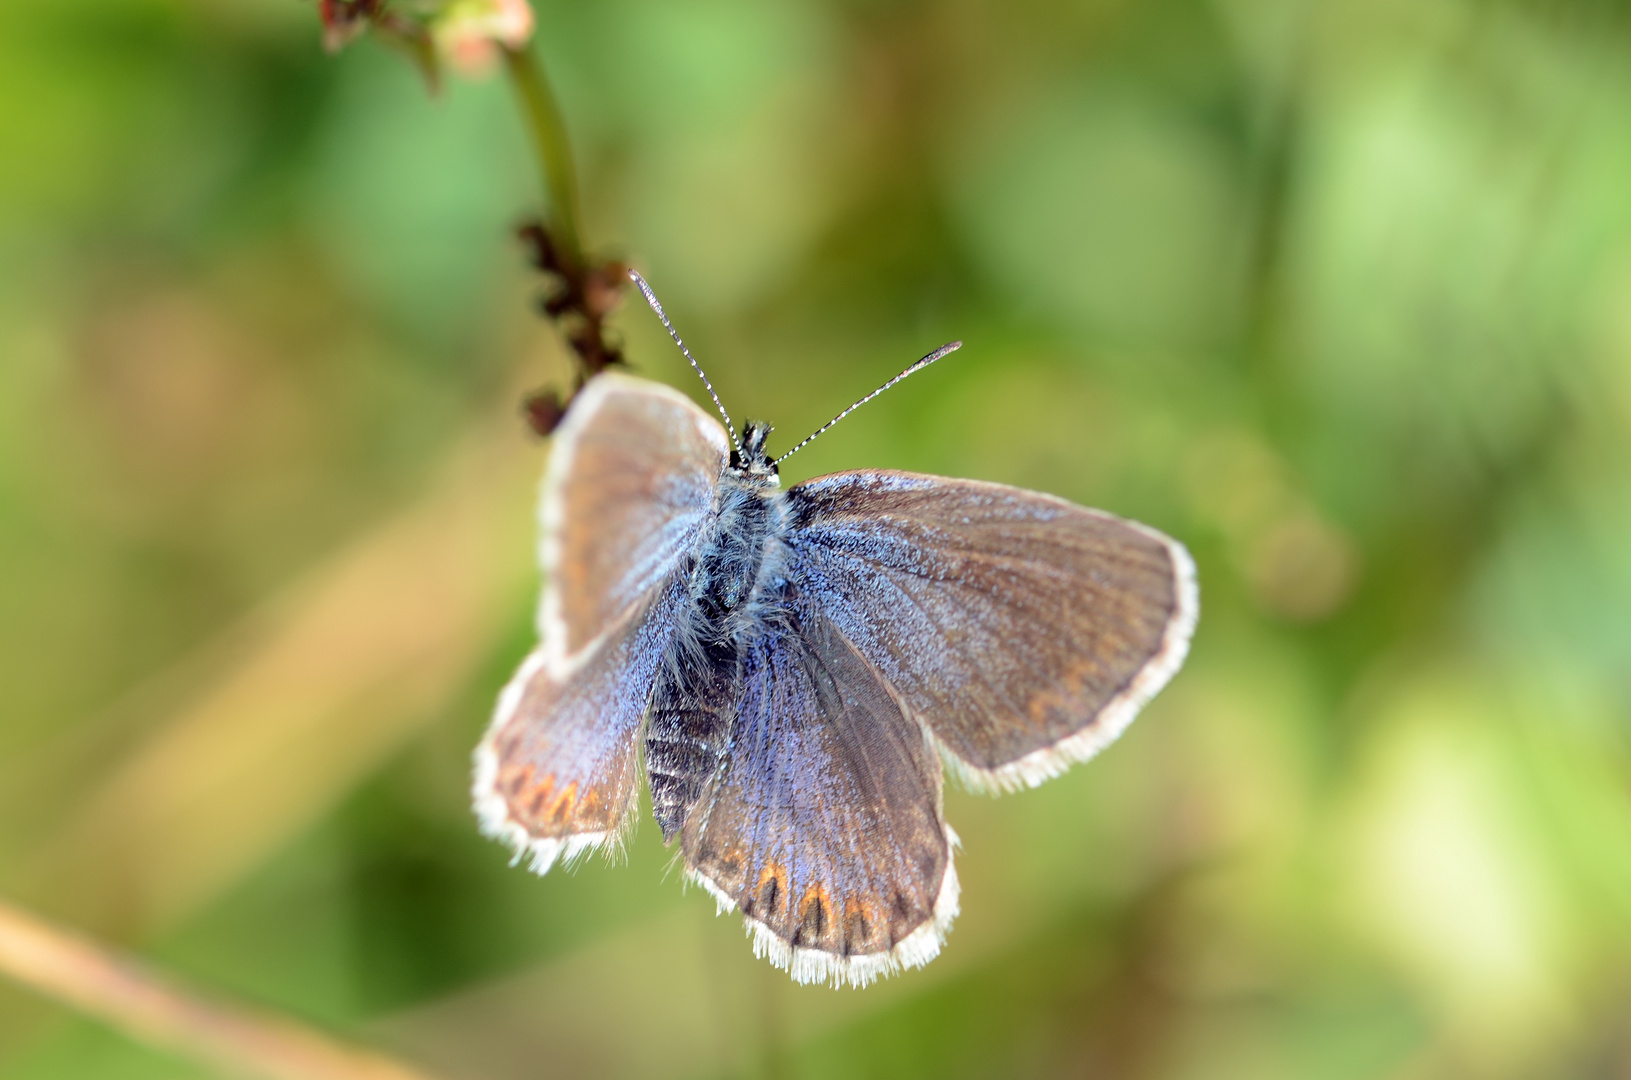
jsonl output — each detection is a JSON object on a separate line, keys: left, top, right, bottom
{"left": 682, "top": 601, "right": 957, "bottom": 988}
{"left": 784, "top": 470, "right": 1197, "bottom": 792}
{"left": 541, "top": 373, "right": 728, "bottom": 670}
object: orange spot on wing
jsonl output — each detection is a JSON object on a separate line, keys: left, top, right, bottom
{"left": 502, "top": 763, "right": 535, "bottom": 799}
{"left": 544, "top": 781, "right": 578, "bottom": 826}
{"left": 842, "top": 897, "right": 876, "bottom": 953}
{"left": 511, "top": 771, "right": 559, "bottom": 824}
{"left": 753, "top": 863, "right": 788, "bottom": 917}
{"left": 797, "top": 883, "right": 832, "bottom": 942}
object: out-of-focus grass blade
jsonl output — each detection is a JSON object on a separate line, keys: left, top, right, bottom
{"left": 0, "top": 897, "right": 449, "bottom": 1080}
{"left": 20, "top": 420, "right": 538, "bottom": 940}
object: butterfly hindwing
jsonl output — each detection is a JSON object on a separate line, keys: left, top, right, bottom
{"left": 783, "top": 470, "right": 1197, "bottom": 792}
{"left": 474, "top": 577, "right": 688, "bottom": 873}
{"left": 682, "top": 598, "right": 957, "bottom": 988}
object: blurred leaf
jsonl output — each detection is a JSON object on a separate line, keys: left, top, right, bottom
{"left": 1335, "top": 666, "right": 1590, "bottom": 1073}
{"left": 4, "top": 0, "right": 1631, "bottom": 1074}
{"left": 949, "top": 82, "right": 1247, "bottom": 354}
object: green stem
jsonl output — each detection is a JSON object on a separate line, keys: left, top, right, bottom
{"left": 503, "top": 42, "right": 584, "bottom": 270}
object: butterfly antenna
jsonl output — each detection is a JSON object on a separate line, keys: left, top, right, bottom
{"left": 626, "top": 268, "right": 741, "bottom": 454}
{"left": 775, "top": 341, "right": 961, "bottom": 465}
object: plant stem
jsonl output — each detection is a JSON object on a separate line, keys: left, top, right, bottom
{"left": 503, "top": 42, "right": 584, "bottom": 271}
{"left": 0, "top": 897, "right": 441, "bottom": 1080}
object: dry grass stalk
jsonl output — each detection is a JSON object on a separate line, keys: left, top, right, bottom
{"left": 0, "top": 897, "right": 445, "bottom": 1080}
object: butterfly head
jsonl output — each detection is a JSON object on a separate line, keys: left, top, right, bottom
{"left": 730, "top": 421, "right": 780, "bottom": 484}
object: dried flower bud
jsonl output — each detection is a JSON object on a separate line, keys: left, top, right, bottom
{"left": 319, "top": 0, "right": 376, "bottom": 51}
{"left": 432, "top": 0, "right": 535, "bottom": 77}
{"left": 582, "top": 262, "right": 628, "bottom": 320}
{"left": 522, "top": 389, "right": 566, "bottom": 436}
{"left": 517, "top": 222, "right": 561, "bottom": 274}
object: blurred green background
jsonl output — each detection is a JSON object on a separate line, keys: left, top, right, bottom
{"left": 3, "top": 0, "right": 1631, "bottom": 1076}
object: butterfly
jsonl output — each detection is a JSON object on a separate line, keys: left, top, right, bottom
{"left": 473, "top": 270, "right": 1198, "bottom": 988}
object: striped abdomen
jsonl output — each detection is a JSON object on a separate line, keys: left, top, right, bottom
{"left": 645, "top": 459, "right": 783, "bottom": 842}
{"left": 645, "top": 633, "right": 740, "bottom": 841}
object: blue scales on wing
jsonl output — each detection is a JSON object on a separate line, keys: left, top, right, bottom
{"left": 782, "top": 470, "right": 1198, "bottom": 793}
{"left": 681, "top": 596, "right": 958, "bottom": 988}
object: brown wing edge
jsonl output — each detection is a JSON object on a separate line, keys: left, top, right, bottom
{"left": 470, "top": 649, "right": 641, "bottom": 876}
{"left": 684, "top": 826, "right": 962, "bottom": 990}
{"left": 940, "top": 516, "right": 1199, "bottom": 795}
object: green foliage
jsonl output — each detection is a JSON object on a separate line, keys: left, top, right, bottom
{"left": 2, "top": 0, "right": 1630, "bottom": 1076}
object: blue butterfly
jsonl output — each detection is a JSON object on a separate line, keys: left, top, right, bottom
{"left": 474, "top": 271, "right": 1197, "bottom": 987}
